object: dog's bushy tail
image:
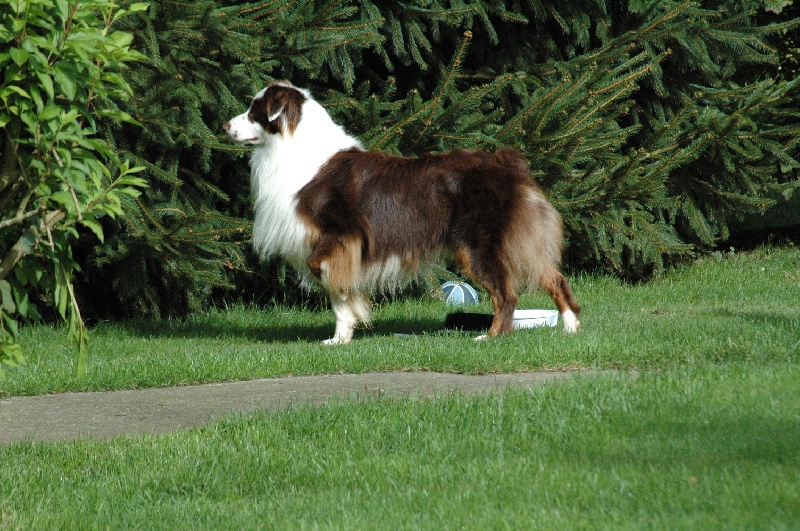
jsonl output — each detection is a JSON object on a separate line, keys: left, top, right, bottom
{"left": 492, "top": 148, "right": 565, "bottom": 293}
{"left": 502, "top": 185, "right": 565, "bottom": 292}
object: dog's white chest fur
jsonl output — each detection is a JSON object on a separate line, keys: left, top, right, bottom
{"left": 247, "top": 98, "right": 361, "bottom": 269}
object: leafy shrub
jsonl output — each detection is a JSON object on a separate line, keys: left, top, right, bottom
{"left": 0, "top": 0, "right": 149, "bottom": 375}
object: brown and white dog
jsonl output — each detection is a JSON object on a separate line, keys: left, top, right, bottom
{"left": 223, "top": 81, "right": 581, "bottom": 344}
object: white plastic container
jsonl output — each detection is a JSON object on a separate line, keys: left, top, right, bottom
{"left": 512, "top": 309, "right": 559, "bottom": 329}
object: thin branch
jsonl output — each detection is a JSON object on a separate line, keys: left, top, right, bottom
{"left": 0, "top": 210, "right": 65, "bottom": 281}
{"left": 0, "top": 206, "right": 46, "bottom": 231}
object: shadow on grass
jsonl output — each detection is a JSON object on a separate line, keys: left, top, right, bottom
{"left": 713, "top": 308, "right": 800, "bottom": 330}
{"left": 112, "top": 312, "right": 452, "bottom": 344}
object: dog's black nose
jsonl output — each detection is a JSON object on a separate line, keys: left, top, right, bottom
{"left": 222, "top": 122, "right": 230, "bottom": 132}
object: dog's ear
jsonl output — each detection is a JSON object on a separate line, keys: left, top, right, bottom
{"left": 264, "top": 89, "right": 286, "bottom": 123}
{"left": 262, "top": 84, "right": 305, "bottom": 135}
{"left": 267, "top": 105, "right": 285, "bottom": 123}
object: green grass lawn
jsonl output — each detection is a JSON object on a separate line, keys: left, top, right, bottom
{"left": 1, "top": 246, "right": 798, "bottom": 528}
{"left": 3, "top": 246, "right": 799, "bottom": 396}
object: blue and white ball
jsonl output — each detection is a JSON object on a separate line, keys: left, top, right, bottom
{"left": 440, "top": 281, "right": 479, "bottom": 305}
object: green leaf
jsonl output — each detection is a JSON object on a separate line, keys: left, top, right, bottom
{"left": 0, "top": 281, "right": 16, "bottom": 313}
{"left": 53, "top": 65, "right": 77, "bottom": 101}
{"left": 38, "top": 104, "right": 62, "bottom": 121}
{"left": 2, "top": 313, "right": 19, "bottom": 340}
{"left": 95, "top": 108, "right": 141, "bottom": 125}
{"left": 81, "top": 218, "right": 105, "bottom": 243}
{"left": 1, "top": 85, "right": 30, "bottom": 100}
{"left": 50, "top": 190, "right": 75, "bottom": 209}
{"left": 0, "top": 337, "right": 26, "bottom": 368}
{"left": 128, "top": 2, "right": 151, "bottom": 13}
{"left": 15, "top": 290, "right": 29, "bottom": 319}
{"left": 36, "top": 71, "right": 55, "bottom": 101}
{"left": 8, "top": 47, "right": 29, "bottom": 66}
{"left": 117, "top": 175, "right": 149, "bottom": 187}
{"left": 19, "top": 229, "right": 38, "bottom": 254}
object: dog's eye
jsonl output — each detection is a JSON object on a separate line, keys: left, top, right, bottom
{"left": 246, "top": 112, "right": 255, "bottom": 123}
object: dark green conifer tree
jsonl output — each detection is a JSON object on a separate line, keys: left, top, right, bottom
{"left": 81, "top": 0, "right": 799, "bottom": 317}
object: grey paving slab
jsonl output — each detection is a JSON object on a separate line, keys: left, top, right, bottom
{"left": 0, "top": 371, "right": 579, "bottom": 444}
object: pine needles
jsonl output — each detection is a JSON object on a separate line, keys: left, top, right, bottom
{"left": 74, "top": 0, "right": 800, "bottom": 316}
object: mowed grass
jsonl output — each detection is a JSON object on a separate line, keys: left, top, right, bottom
{"left": 0, "top": 246, "right": 798, "bottom": 528}
{"left": 3, "top": 246, "right": 798, "bottom": 395}
{"left": 1, "top": 365, "right": 798, "bottom": 528}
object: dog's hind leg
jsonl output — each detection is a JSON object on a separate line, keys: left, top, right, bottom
{"left": 483, "top": 276, "right": 518, "bottom": 339}
{"left": 540, "top": 267, "right": 581, "bottom": 332}
{"left": 456, "top": 250, "right": 518, "bottom": 339}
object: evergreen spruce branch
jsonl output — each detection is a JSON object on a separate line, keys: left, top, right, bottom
{"left": 689, "top": 82, "right": 757, "bottom": 101}
{"left": 435, "top": 76, "right": 512, "bottom": 130}
{"left": 121, "top": 149, "right": 182, "bottom": 187}
{"left": 242, "top": 0, "right": 302, "bottom": 22}
{"left": 616, "top": 124, "right": 715, "bottom": 203}
{"left": 678, "top": 192, "right": 728, "bottom": 245}
{"left": 496, "top": 75, "right": 574, "bottom": 144}
{"left": 310, "top": 18, "right": 384, "bottom": 35}
{"left": 588, "top": 211, "right": 633, "bottom": 265}
{"left": 313, "top": 1, "right": 359, "bottom": 25}
{"left": 628, "top": 209, "right": 692, "bottom": 256}
{"left": 529, "top": 71, "right": 604, "bottom": 141}
{"left": 676, "top": 33, "right": 721, "bottom": 79}
{"left": 190, "top": 175, "right": 230, "bottom": 203}
{"left": 573, "top": 124, "right": 642, "bottom": 158}
{"left": 414, "top": 31, "right": 473, "bottom": 145}
{"left": 598, "top": 149, "right": 651, "bottom": 195}
{"left": 704, "top": 29, "right": 777, "bottom": 59}
{"left": 713, "top": 189, "right": 776, "bottom": 211}
{"left": 151, "top": 227, "right": 195, "bottom": 259}
{"left": 165, "top": 224, "right": 244, "bottom": 245}
{"left": 751, "top": 76, "right": 800, "bottom": 107}
{"left": 430, "top": 131, "right": 495, "bottom": 147}
{"left": 439, "top": 81, "right": 513, "bottom": 135}
{"left": 127, "top": 196, "right": 169, "bottom": 237}
{"left": 725, "top": 134, "right": 764, "bottom": 162}
{"left": 632, "top": 0, "right": 696, "bottom": 41}
{"left": 562, "top": 40, "right": 630, "bottom": 74}
{"left": 710, "top": 7, "right": 753, "bottom": 30}
{"left": 284, "top": 31, "right": 382, "bottom": 57}
{"left": 407, "top": 19, "right": 433, "bottom": 69}
{"left": 366, "top": 29, "right": 473, "bottom": 151}
{"left": 548, "top": 5, "right": 571, "bottom": 35}
{"left": 587, "top": 61, "right": 655, "bottom": 102}
{"left": 475, "top": 8, "right": 498, "bottom": 45}
{"left": 394, "top": 2, "right": 486, "bottom": 23}
{"left": 605, "top": 49, "right": 657, "bottom": 79}
{"left": 550, "top": 189, "right": 608, "bottom": 210}
{"left": 363, "top": 89, "right": 435, "bottom": 149}
{"left": 199, "top": 210, "right": 251, "bottom": 238}
{"left": 751, "top": 17, "right": 800, "bottom": 37}
{"left": 486, "top": 4, "right": 528, "bottom": 25}
{"left": 388, "top": 15, "right": 410, "bottom": 64}
{"left": 545, "top": 83, "right": 637, "bottom": 156}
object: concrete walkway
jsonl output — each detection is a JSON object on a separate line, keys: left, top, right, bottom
{"left": 0, "top": 371, "right": 579, "bottom": 445}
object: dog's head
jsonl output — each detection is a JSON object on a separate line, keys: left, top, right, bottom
{"left": 223, "top": 81, "right": 307, "bottom": 144}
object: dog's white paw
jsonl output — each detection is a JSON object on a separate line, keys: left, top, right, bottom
{"left": 322, "top": 337, "right": 349, "bottom": 345}
{"left": 474, "top": 334, "right": 489, "bottom": 341}
{"left": 562, "top": 310, "right": 581, "bottom": 333}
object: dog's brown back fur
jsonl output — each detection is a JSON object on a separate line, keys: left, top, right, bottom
{"left": 296, "top": 146, "right": 580, "bottom": 336}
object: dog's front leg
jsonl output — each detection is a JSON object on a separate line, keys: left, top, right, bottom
{"left": 324, "top": 292, "right": 358, "bottom": 345}
{"left": 322, "top": 290, "right": 372, "bottom": 345}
